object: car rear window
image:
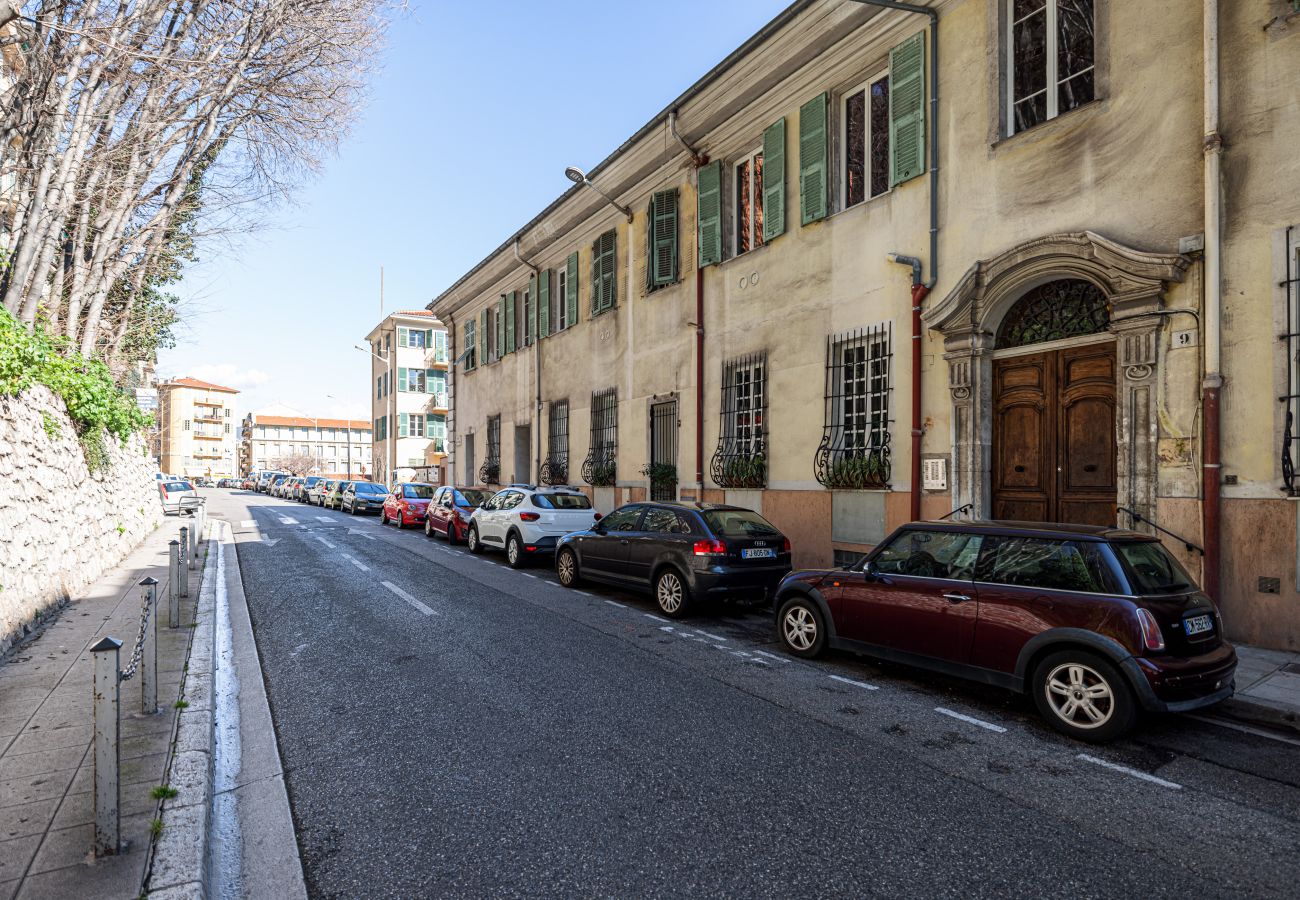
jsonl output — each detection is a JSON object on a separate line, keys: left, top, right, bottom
{"left": 1113, "top": 540, "right": 1195, "bottom": 594}
{"left": 455, "top": 490, "right": 491, "bottom": 507}
{"left": 701, "top": 509, "right": 780, "bottom": 538}
{"left": 981, "top": 537, "right": 1119, "bottom": 593}
{"left": 162, "top": 482, "right": 192, "bottom": 492}
{"left": 403, "top": 485, "right": 434, "bottom": 499}
{"left": 533, "top": 492, "right": 592, "bottom": 510}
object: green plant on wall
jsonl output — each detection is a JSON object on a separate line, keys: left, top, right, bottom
{"left": 824, "top": 453, "right": 889, "bottom": 490}
{"left": 639, "top": 462, "right": 677, "bottom": 487}
{"left": 588, "top": 460, "right": 616, "bottom": 487}
{"left": 722, "top": 454, "right": 766, "bottom": 488}
{"left": 40, "top": 411, "right": 61, "bottom": 439}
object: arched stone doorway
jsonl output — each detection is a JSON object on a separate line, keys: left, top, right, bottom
{"left": 924, "top": 232, "right": 1191, "bottom": 527}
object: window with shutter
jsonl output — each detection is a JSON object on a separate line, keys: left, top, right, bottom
{"left": 697, "top": 160, "right": 722, "bottom": 266}
{"left": 495, "top": 298, "right": 505, "bottom": 360}
{"left": 592, "top": 229, "right": 617, "bottom": 314}
{"left": 647, "top": 189, "right": 678, "bottom": 289}
{"left": 399, "top": 413, "right": 408, "bottom": 438}
{"left": 889, "top": 33, "right": 925, "bottom": 186}
{"left": 397, "top": 327, "right": 408, "bottom": 348}
{"left": 538, "top": 269, "right": 550, "bottom": 337}
{"left": 525, "top": 277, "right": 536, "bottom": 345}
{"left": 505, "top": 292, "right": 516, "bottom": 353}
{"left": 762, "top": 117, "right": 785, "bottom": 243}
{"left": 479, "top": 308, "right": 489, "bottom": 365}
{"left": 842, "top": 72, "right": 891, "bottom": 207}
{"left": 464, "top": 320, "right": 476, "bottom": 371}
{"left": 565, "top": 252, "right": 579, "bottom": 326}
{"left": 733, "top": 150, "right": 764, "bottom": 256}
{"left": 397, "top": 367, "right": 408, "bottom": 392}
{"left": 799, "top": 93, "right": 828, "bottom": 224}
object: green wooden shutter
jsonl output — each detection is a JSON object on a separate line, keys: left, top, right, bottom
{"left": 799, "top": 93, "right": 828, "bottom": 224}
{"left": 566, "top": 252, "right": 579, "bottom": 325}
{"left": 762, "top": 117, "right": 786, "bottom": 242}
{"left": 645, "top": 193, "right": 656, "bottom": 291}
{"left": 397, "top": 367, "right": 408, "bottom": 392}
{"left": 397, "top": 326, "right": 408, "bottom": 348}
{"left": 889, "top": 32, "right": 926, "bottom": 186}
{"left": 399, "top": 413, "right": 408, "bottom": 438}
{"left": 426, "top": 369, "right": 436, "bottom": 395}
{"left": 697, "top": 160, "right": 722, "bottom": 267}
{"left": 538, "top": 269, "right": 550, "bottom": 337}
{"left": 479, "top": 308, "right": 488, "bottom": 365}
{"left": 425, "top": 329, "right": 434, "bottom": 351}
{"left": 650, "top": 189, "right": 678, "bottom": 288}
{"left": 527, "top": 275, "right": 537, "bottom": 345}
{"left": 495, "top": 298, "right": 505, "bottom": 359}
{"left": 504, "top": 292, "right": 516, "bottom": 353}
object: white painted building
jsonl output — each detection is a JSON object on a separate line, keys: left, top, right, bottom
{"left": 363, "top": 310, "right": 450, "bottom": 486}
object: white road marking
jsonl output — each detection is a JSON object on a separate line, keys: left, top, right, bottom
{"left": 659, "top": 625, "right": 675, "bottom": 633}
{"left": 751, "top": 649, "right": 790, "bottom": 664}
{"left": 278, "top": 516, "right": 298, "bottom": 525}
{"left": 730, "top": 650, "right": 753, "bottom": 658}
{"left": 521, "top": 573, "right": 538, "bottom": 579}
{"left": 342, "top": 555, "right": 369, "bottom": 572}
{"left": 643, "top": 613, "right": 669, "bottom": 623}
{"left": 1187, "top": 714, "right": 1300, "bottom": 748}
{"left": 314, "top": 536, "right": 336, "bottom": 550}
{"left": 348, "top": 530, "right": 377, "bottom": 540}
{"left": 693, "top": 629, "right": 726, "bottom": 642}
{"left": 603, "top": 599, "right": 626, "bottom": 608}
{"left": 1076, "top": 753, "right": 1182, "bottom": 790}
{"left": 382, "top": 581, "right": 438, "bottom": 617}
{"left": 934, "top": 707, "right": 1008, "bottom": 733}
{"left": 240, "top": 520, "right": 257, "bottom": 528}
{"left": 316, "top": 516, "right": 333, "bottom": 523}
{"left": 829, "top": 674, "right": 879, "bottom": 691}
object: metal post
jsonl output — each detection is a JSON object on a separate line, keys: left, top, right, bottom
{"left": 179, "top": 527, "right": 190, "bottom": 595}
{"left": 168, "top": 540, "right": 180, "bottom": 627}
{"left": 91, "top": 637, "right": 122, "bottom": 856}
{"left": 139, "top": 578, "right": 158, "bottom": 715}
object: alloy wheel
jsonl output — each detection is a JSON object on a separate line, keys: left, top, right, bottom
{"left": 783, "top": 605, "right": 818, "bottom": 652}
{"left": 557, "top": 550, "right": 577, "bottom": 586}
{"left": 1043, "top": 662, "right": 1114, "bottom": 730}
{"left": 656, "top": 572, "right": 684, "bottom": 615}
{"left": 507, "top": 536, "right": 520, "bottom": 566}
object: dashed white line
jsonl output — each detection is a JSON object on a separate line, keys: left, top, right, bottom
{"left": 751, "top": 649, "right": 790, "bottom": 664}
{"left": 643, "top": 613, "right": 669, "bottom": 623}
{"left": 314, "top": 536, "right": 337, "bottom": 550}
{"left": 240, "top": 520, "right": 257, "bottom": 528}
{"left": 316, "top": 516, "right": 333, "bottom": 523}
{"left": 521, "top": 573, "right": 539, "bottom": 579}
{"left": 382, "top": 581, "right": 438, "bottom": 617}
{"left": 693, "top": 629, "right": 726, "bottom": 642}
{"left": 342, "top": 555, "right": 369, "bottom": 572}
{"left": 603, "top": 599, "right": 626, "bottom": 608}
{"left": 829, "top": 674, "right": 879, "bottom": 692}
{"left": 1076, "top": 753, "right": 1182, "bottom": 790}
{"left": 278, "top": 516, "right": 298, "bottom": 525}
{"left": 934, "top": 707, "right": 1008, "bottom": 733}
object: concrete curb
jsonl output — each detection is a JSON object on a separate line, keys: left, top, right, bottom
{"left": 1216, "top": 696, "right": 1300, "bottom": 736}
{"left": 146, "top": 520, "right": 219, "bottom": 898}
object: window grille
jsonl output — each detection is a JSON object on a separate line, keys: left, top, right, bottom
{"left": 541, "top": 400, "right": 570, "bottom": 485}
{"left": 997, "top": 279, "right": 1108, "bottom": 348}
{"left": 711, "top": 351, "right": 768, "bottom": 488}
{"left": 583, "top": 388, "right": 617, "bottom": 486}
{"left": 480, "top": 415, "right": 501, "bottom": 484}
{"left": 814, "top": 324, "right": 892, "bottom": 489}
{"left": 1283, "top": 226, "right": 1299, "bottom": 495}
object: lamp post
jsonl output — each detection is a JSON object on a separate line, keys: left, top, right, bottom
{"left": 355, "top": 343, "right": 393, "bottom": 486}
{"left": 564, "top": 166, "right": 633, "bottom": 222}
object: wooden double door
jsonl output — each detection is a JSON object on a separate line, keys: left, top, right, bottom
{"left": 991, "top": 342, "right": 1117, "bottom": 526}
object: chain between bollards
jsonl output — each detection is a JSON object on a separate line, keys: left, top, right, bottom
{"left": 138, "top": 577, "right": 158, "bottom": 715}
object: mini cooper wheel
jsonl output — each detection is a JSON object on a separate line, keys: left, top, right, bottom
{"left": 556, "top": 548, "right": 580, "bottom": 587}
{"left": 1032, "top": 650, "right": 1137, "bottom": 743}
{"left": 654, "top": 569, "right": 690, "bottom": 618}
{"left": 777, "top": 595, "right": 826, "bottom": 659}
{"left": 467, "top": 525, "right": 483, "bottom": 554}
{"left": 506, "top": 533, "right": 528, "bottom": 568}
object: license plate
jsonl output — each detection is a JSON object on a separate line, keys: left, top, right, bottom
{"left": 1184, "top": 614, "right": 1214, "bottom": 636}
{"left": 742, "top": 548, "right": 776, "bottom": 559}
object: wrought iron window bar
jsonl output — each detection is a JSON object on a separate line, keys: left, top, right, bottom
{"left": 711, "top": 351, "right": 768, "bottom": 488}
{"left": 583, "top": 388, "right": 618, "bottom": 487}
{"left": 648, "top": 400, "right": 678, "bottom": 501}
{"left": 541, "top": 400, "right": 570, "bottom": 485}
{"left": 480, "top": 415, "right": 501, "bottom": 484}
{"left": 1281, "top": 225, "right": 1299, "bottom": 495}
{"left": 814, "top": 324, "right": 893, "bottom": 490}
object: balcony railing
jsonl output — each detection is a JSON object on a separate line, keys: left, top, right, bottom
{"left": 427, "top": 392, "right": 449, "bottom": 410}
{"left": 478, "top": 457, "right": 500, "bottom": 485}
{"left": 581, "top": 449, "right": 616, "bottom": 487}
{"left": 813, "top": 441, "right": 891, "bottom": 490}
{"left": 710, "top": 445, "right": 766, "bottom": 489}
{"left": 540, "top": 454, "right": 568, "bottom": 486}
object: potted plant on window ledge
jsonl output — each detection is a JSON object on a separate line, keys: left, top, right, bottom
{"left": 640, "top": 462, "right": 677, "bottom": 495}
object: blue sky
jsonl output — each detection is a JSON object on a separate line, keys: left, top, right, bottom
{"left": 159, "top": 0, "right": 793, "bottom": 421}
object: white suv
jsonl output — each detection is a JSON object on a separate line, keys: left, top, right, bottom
{"left": 467, "top": 485, "right": 599, "bottom": 568}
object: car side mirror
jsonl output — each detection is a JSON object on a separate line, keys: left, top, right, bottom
{"left": 859, "top": 559, "right": 878, "bottom": 577}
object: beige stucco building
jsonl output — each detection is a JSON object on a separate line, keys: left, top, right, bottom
{"left": 362, "top": 310, "right": 450, "bottom": 486}
{"left": 430, "top": 0, "right": 1300, "bottom": 651}
{"left": 157, "top": 377, "right": 240, "bottom": 478}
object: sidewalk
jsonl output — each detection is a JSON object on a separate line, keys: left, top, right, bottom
{"left": 1221, "top": 644, "right": 1300, "bottom": 733}
{"left": 0, "top": 520, "right": 201, "bottom": 900}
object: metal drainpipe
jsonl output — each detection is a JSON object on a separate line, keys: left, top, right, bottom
{"left": 670, "top": 110, "right": 710, "bottom": 498}
{"left": 514, "top": 239, "right": 543, "bottom": 483}
{"left": 889, "top": 254, "right": 927, "bottom": 522}
{"left": 1202, "top": 0, "right": 1223, "bottom": 601}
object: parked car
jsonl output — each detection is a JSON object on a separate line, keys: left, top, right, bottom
{"left": 257, "top": 471, "right": 285, "bottom": 493}
{"left": 341, "top": 480, "right": 389, "bottom": 514}
{"left": 298, "top": 476, "right": 326, "bottom": 503}
{"left": 307, "top": 478, "right": 333, "bottom": 506}
{"left": 467, "top": 485, "right": 600, "bottom": 568}
{"left": 381, "top": 482, "right": 436, "bottom": 528}
{"left": 322, "top": 480, "right": 351, "bottom": 510}
{"left": 424, "top": 486, "right": 493, "bottom": 544}
{"left": 267, "top": 474, "right": 291, "bottom": 497}
{"left": 771, "top": 520, "right": 1236, "bottom": 742}
{"left": 555, "top": 502, "right": 791, "bottom": 615}
{"left": 158, "top": 479, "right": 198, "bottom": 515}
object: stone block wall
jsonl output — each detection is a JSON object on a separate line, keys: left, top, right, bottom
{"left": 0, "top": 385, "right": 162, "bottom": 654}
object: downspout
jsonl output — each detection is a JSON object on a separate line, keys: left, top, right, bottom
{"left": 855, "top": 1, "right": 940, "bottom": 523}
{"left": 671, "top": 110, "right": 711, "bottom": 498}
{"left": 1201, "top": 0, "right": 1223, "bottom": 601}
{"left": 514, "top": 238, "right": 543, "bottom": 483}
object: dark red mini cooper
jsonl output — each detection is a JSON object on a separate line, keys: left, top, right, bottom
{"left": 773, "top": 521, "right": 1236, "bottom": 742}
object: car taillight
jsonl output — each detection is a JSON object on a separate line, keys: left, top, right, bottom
{"left": 519, "top": 512, "right": 540, "bottom": 521}
{"left": 1136, "top": 608, "right": 1165, "bottom": 652}
{"left": 593, "top": 512, "right": 602, "bottom": 521}
{"left": 782, "top": 537, "right": 791, "bottom": 554}
{"left": 693, "top": 539, "right": 727, "bottom": 556}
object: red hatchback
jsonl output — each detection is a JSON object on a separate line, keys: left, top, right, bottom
{"left": 424, "top": 485, "right": 493, "bottom": 544}
{"left": 773, "top": 521, "right": 1235, "bottom": 742}
{"left": 380, "top": 482, "right": 436, "bottom": 528}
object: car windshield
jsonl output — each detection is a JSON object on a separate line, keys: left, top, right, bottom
{"left": 356, "top": 483, "right": 386, "bottom": 495}
{"left": 1113, "top": 541, "right": 1195, "bottom": 594}
{"left": 701, "top": 509, "right": 781, "bottom": 538}
{"left": 403, "top": 485, "right": 434, "bottom": 499}
{"left": 533, "top": 492, "right": 592, "bottom": 510}
{"left": 163, "top": 482, "right": 192, "bottom": 492}
{"left": 455, "top": 489, "right": 491, "bottom": 507}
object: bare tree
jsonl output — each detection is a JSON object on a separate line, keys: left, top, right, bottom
{"left": 271, "top": 452, "right": 318, "bottom": 476}
{"left": 1, "top": 0, "right": 391, "bottom": 367}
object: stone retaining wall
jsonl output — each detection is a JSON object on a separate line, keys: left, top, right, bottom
{"left": 0, "top": 384, "right": 162, "bottom": 654}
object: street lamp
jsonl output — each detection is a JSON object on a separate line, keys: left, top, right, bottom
{"left": 355, "top": 343, "right": 394, "bottom": 486}
{"left": 565, "top": 166, "right": 633, "bottom": 222}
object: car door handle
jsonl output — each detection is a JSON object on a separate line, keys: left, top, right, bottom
{"left": 619, "top": 539, "right": 629, "bottom": 545}
{"left": 942, "top": 593, "right": 972, "bottom": 603}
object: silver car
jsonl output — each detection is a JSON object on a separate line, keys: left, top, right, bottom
{"left": 158, "top": 480, "right": 198, "bottom": 515}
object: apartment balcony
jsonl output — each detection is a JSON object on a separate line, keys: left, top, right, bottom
{"left": 194, "top": 399, "right": 224, "bottom": 409}
{"left": 426, "top": 349, "right": 450, "bottom": 368}
{"left": 426, "top": 393, "right": 449, "bottom": 412}
{"left": 194, "top": 451, "right": 222, "bottom": 460}
{"left": 195, "top": 414, "right": 222, "bottom": 424}
{"left": 193, "top": 432, "right": 224, "bottom": 441}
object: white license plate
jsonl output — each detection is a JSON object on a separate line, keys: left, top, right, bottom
{"left": 742, "top": 548, "right": 776, "bottom": 559}
{"left": 1184, "top": 614, "right": 1214, "bottom": 636}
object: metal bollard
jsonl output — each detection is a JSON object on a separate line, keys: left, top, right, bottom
{"left": 91, "top": 637, "right": 122, "bottom": 856}
{"left": 139, "top": 577, "right": 158, "bottom": 715}
{"left": 168, "top": 540, "right": 180, "bottom": 628}
{"left": 179, "top": 526, "right": 191, "bottom": 595}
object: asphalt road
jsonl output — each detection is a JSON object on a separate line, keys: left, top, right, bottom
{"left": 203, "top": 488, "right": 1300, "bottom": 898}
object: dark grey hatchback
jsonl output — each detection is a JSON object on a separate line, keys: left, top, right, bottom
{"left": 555, "top": 502, "right": 792, "bottom": 617}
